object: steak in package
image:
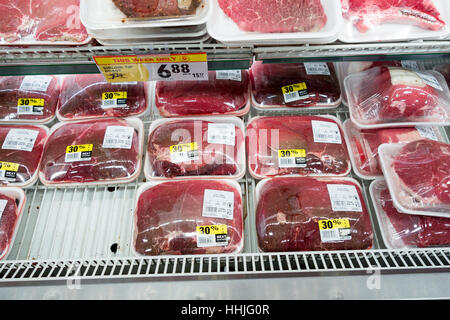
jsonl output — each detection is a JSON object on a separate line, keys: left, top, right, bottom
{"left": 146, "top": 118, "right": 245, "bottom": 179}
{"left": 345, "top": 66, "right": 450, "bottom": 128}
{"left": 155, "top": 70, "right": 250, "bottom": 117}
{"left": 0, "top": 125, "right": 48, "bottom": 187}
{"left": 0, "top": 75, "right": 59, "bottom": 123}
{"left": 134, "top": 180, "right": 244, "bottom": 256}
{"left": 57, "top": 74, "right": 148, "bottom": 121}
{"left": 378, "top": 139, "right": 450, "bottom": 216}
{"left": 371, "top": 179, "right": 450, "bottom": 249}
{"left": 247, "top": 116, "right": 351, "bottom": 179}
{"left": 256, "top": 177, "right": 373, "bottom": 252}
{"left": 0, "top": 188, "right": 25, "bottom": 260}
{"left": 40, "top": 118, "right": 143, "bottom": 186}
{"left": 343, "top": 119, "right": 445, "bottom": 179}
{"left": 250, "top": 62, "right": 341, "bottom": 109}
{"left": 112, "top": 0, "right": 202, "bottom": 18}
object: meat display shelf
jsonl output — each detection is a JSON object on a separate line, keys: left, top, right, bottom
{"left": 0, "top": 100, "right": 449, "bottom": 300}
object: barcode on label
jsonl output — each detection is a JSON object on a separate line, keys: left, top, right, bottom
{"left": 283, "top": 91, "right": 308, "bottom": 103}
{"left": 320, "top": 229, "right": 339, "bottom": 242}
{"left": 204, "top": 206, "right": 218, "bottom": 213}
{"left": 102, "top": 100, "right": 117, "bottom": 107}
{"left": 65, "top": 151, "right": 92, "bottom": 163}
{"left": 197, "top": 236, "right": 213, "bottom": 244}
{"left": 278, "top": 158, "right": 306, "bottom": 168}
{"left": 304, "top": 63, "right": 330, "bottom": 75}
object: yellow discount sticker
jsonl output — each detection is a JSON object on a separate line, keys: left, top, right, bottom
{"left": 0, "top": 161, "right": 19, "bottom": 172}
{"left": 196, "top": 225, "right": 228, "bottom": 235}
{"left": 17, "top": 98, "right": 45, "bottom": 107}
{"left": 66, "top": 144, "right": 93, "bottom": 154}
{"left": 318, "top": 219, "right": 351, "bottom": 230}
{"left": 170, "top": 142, "right": 198, "bottom": 153}
{"left": 102, "top": 92, "right": 127, "bottom": 100}
{"left": 282, "top": 82, "right": 307, "bottom": 94}
{"left": 278, "top": 149, "right": 306, "bottom": 158}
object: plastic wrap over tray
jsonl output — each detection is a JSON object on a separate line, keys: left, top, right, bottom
{"left": 255, "top": 177, "right": 373, "bottom": 252}
{"left": 370, "top": 179, "right": 450, "bottom": 249}
{"left": 145, "top": 117, "right": 246, "bottom": 180}
{"left": 0, "top": 125, "right": 48, "bottom": 188}
{"left": 39, "top": 118, "right": 143, "bottom": 186}
{"left": 154, "top": 70, "right": 250, "bottom": 117}
{"left": 378, "top": 139, "right": 450, "bottom": 217}
{"left": 247, "top": 115, "right": 351, "bottom": 179}
{"left": 0, "top": 75, "right": 60, "bottom": 124}
{"left": 250, "top": 61, "right": 341, "bottom": 109}
{"left": 57, "top": 74, "right": 149, "bottom": 121}
{"left": 345, "top": 66, "right": 450, "bottom": 128}
{"left": 133, "top": 179, "right": 244, "bottom": 256}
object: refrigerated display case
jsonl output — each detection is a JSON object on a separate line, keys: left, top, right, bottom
{"left": 0, "top": 38, "right": 449, "bottom": 300}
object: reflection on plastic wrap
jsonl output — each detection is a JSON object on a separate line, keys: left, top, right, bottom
{"left": 147, "top": 118, "right": 244, "bottom": 179}
{"left": 256, "top": 177, "right": 373, "bottom": 252}
{"left": 57, "top": 74, "right": 148, "bottom": 121}
{"left": 371, "top": 179, "right": 450, "bottom": 249}
{"left": 345, "top": 66, "right": 450, "bottom": 127}
{"left": 134, "top": 180, "right": 243, "bottom": 256}
{"left": 155, "top": 70, "right": 250, "bottom": 117}
{"left": 247, "top": 116, "right": 351, "bottom": 179}
{"left": 40, "top": 118, "right": 141, "bottom": 185}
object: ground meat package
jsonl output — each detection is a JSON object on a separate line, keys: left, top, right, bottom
{"left": 0, "top": 187, "right": 26, "bottom": 260}
{"left": 154, "top": 70, "right": 250, "bottom": 117}
{"left": 250, "top": 61, "right": 342, "bottom": 110}
{"left": 370, "top": 179, "right": 450, "bottom": 249}
{"left": 39, "top": 118, "right": 144, "bottom": 187}
{"left": 0, "top": 125, "right": 48, "bottom": 188}
{"left": 247, "top": 115, "right": 351, "bottom": 179}
{"left": 57, "top": 74, "right": 150, "bottom": 121}
{"left": 0, "top": 75, "right": 60, "bottom": 124}
{"left": 145, "top": 117, "right": 246, "bottom": 180}
{"left": 378, "top": 139, "right": 450, "bottom": 218}
{"left": 345, "top": 66, "right": 450, "bottom": 129}
{"left": 255, "top": 177, "right": 373, "bottom": 252}
{"left": 343, "top": 119, "right": 447, "bottom": 179}
{"left": 133, "top": 179, "right": 244, "bottom": 256}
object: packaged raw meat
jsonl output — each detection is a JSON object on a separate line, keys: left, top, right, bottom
{"left": 250, "top": 61, "right": 341, "bottom": 110}
{"left": 207, "top": 0, "right": 342, "bottom": 45}
{"left": 343, "top": 119, "right": 446, "bottom": 179}
{"left": 57, "top": 74, "right": 149, "bottom": 121}
{"left": 0, "top": 125, "right": 48, "bottom": 188}
{"left": 345, "top": 66, "right": 450, "bottom": 129}
{"left": 154, "top": 70, "right": 250, "bottom": 117}
{"left": 370, "top": 179, "right": 450, "bottom": 249}
{"left": 378, "top": 139, "right": 450, "bottom": 217}
{"left": 255, "top": 177, "right": 373, "bottom": 252}
{"left": 112, "top": 0, "right": 202, "bottom": 18}
{"left": 133, "top": 179, "right": 244, "bottom": 256}
{"left": 0, "top": 187, "right": 26, "bottom": 261}
{"left": 0, "top": 75, "right": 60, "bottom": 124}
{"left": 247, "top": 115, "right": 351, "bottom": 179}
{"left": 39, "top": 118, "right": 144, "bottom": 187}
{"left": 339, "top": 0, "right": 449, "bottom": 43}
{"left": 145, "top": 117, "right": 245, "bottom": 180}
{"left": 0, "top": 0, "right": 90, "bottom": 45}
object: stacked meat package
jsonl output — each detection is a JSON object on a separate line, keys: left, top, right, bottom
{"left": 342, "top": 60, "right": 450, "bottom": 249}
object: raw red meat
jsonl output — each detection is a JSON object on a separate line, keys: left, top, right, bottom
{"left": 0, "top": 193, "right": 19, "bottom": 260}
{"left": 250, "top": 62, "right": 341, "bottom": 108}
{"left": 378, "top": 183, "right": 450, "bottom": 248}
{"left": 345, "top": 120, "right": 435, "bottom": 177}
{"left": 0, "top": 125, "right": 47, "bottom": 185}
{"left": 134, "top": 180, "right": 243, "bottom": 256}
{"left": 392, "top": 139, "right": 450, "bottom": 208}
{"left": 341, "top": 0, "right": 446, "bottom": 33}
{"left": 0, "top": 0, "right": 88, "bottom": 43}
{"left": 40, "top": 119, "right": 140, "bottom": 185}
{"left": 256, "top": 177, "right": 373, "bottom": 252}
{"left": 148, "top": 119, "right": 244, "bottom": 178}
{"left": 218, "top": 0, "right": 327, "bottom": 33}
{"left": 58, "top": 74, "right": 147, "bottom": 120}
{"left": 0, "top": 75, "right": 59, "bottom": 122}
{"left": 112, "top": 0, "right": 201, "bottom": 18}
{"left": 247, "top": 116, "right": 350, "bottom": 178}
{"left": 348, "top": 67, "right": 448, "bottom": 125}
{"left": 155, "top": 71, "right": 249, "bottom": 117}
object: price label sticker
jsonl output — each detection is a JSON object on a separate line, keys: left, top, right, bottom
{"left": 311, "top": 120, "right": 342, "bottom": 144}
{"left": 278, "top": 149, "right": 307, "bottom": 168}
{"left": 102, "top": 91, "right": 128, "bottom": 109}
{"left": 196, "top": 224, "right": 228, "bottom": 248}
{"left": 19, "top": 76, "right": 52, "bottom": 92}
{"left": 318, "top": 219, "right": 352, "bottom": 242}
{"left": 17, "top": 98, "right": 45, "bottom": 115}
{"left": 102, "top": 126, "right": 135, "bottom": 149}
{"left": 94, "top": 53, "right": 209, "bottom": 83}
{"left": 170, "top": 142, "right": 199, "bottom": 163}
{"left": 2, "top": 129, "right": 39, "bottom": 152}
{"left": 207, "top": 123, "right": 236, "bottom": 146}
{"left": 216, "top": 70, "right": 242, "bottom": 82}
{"left": 65, "top": 144, "right": 93, "bottom": 163}
{"left": 327, "top": 184, "right": 363, "bottom": 212}
{"left": 304, "top": 62, "right": 330, "bottom": 75}
{"left": 202, "top": 189, "right": 234, "bottom": 220}
{"left": 282, "top": 82, "right": 309, "bottom": 103}
{"left": 0, "top": 161, "right": 19, "bottom": 181}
